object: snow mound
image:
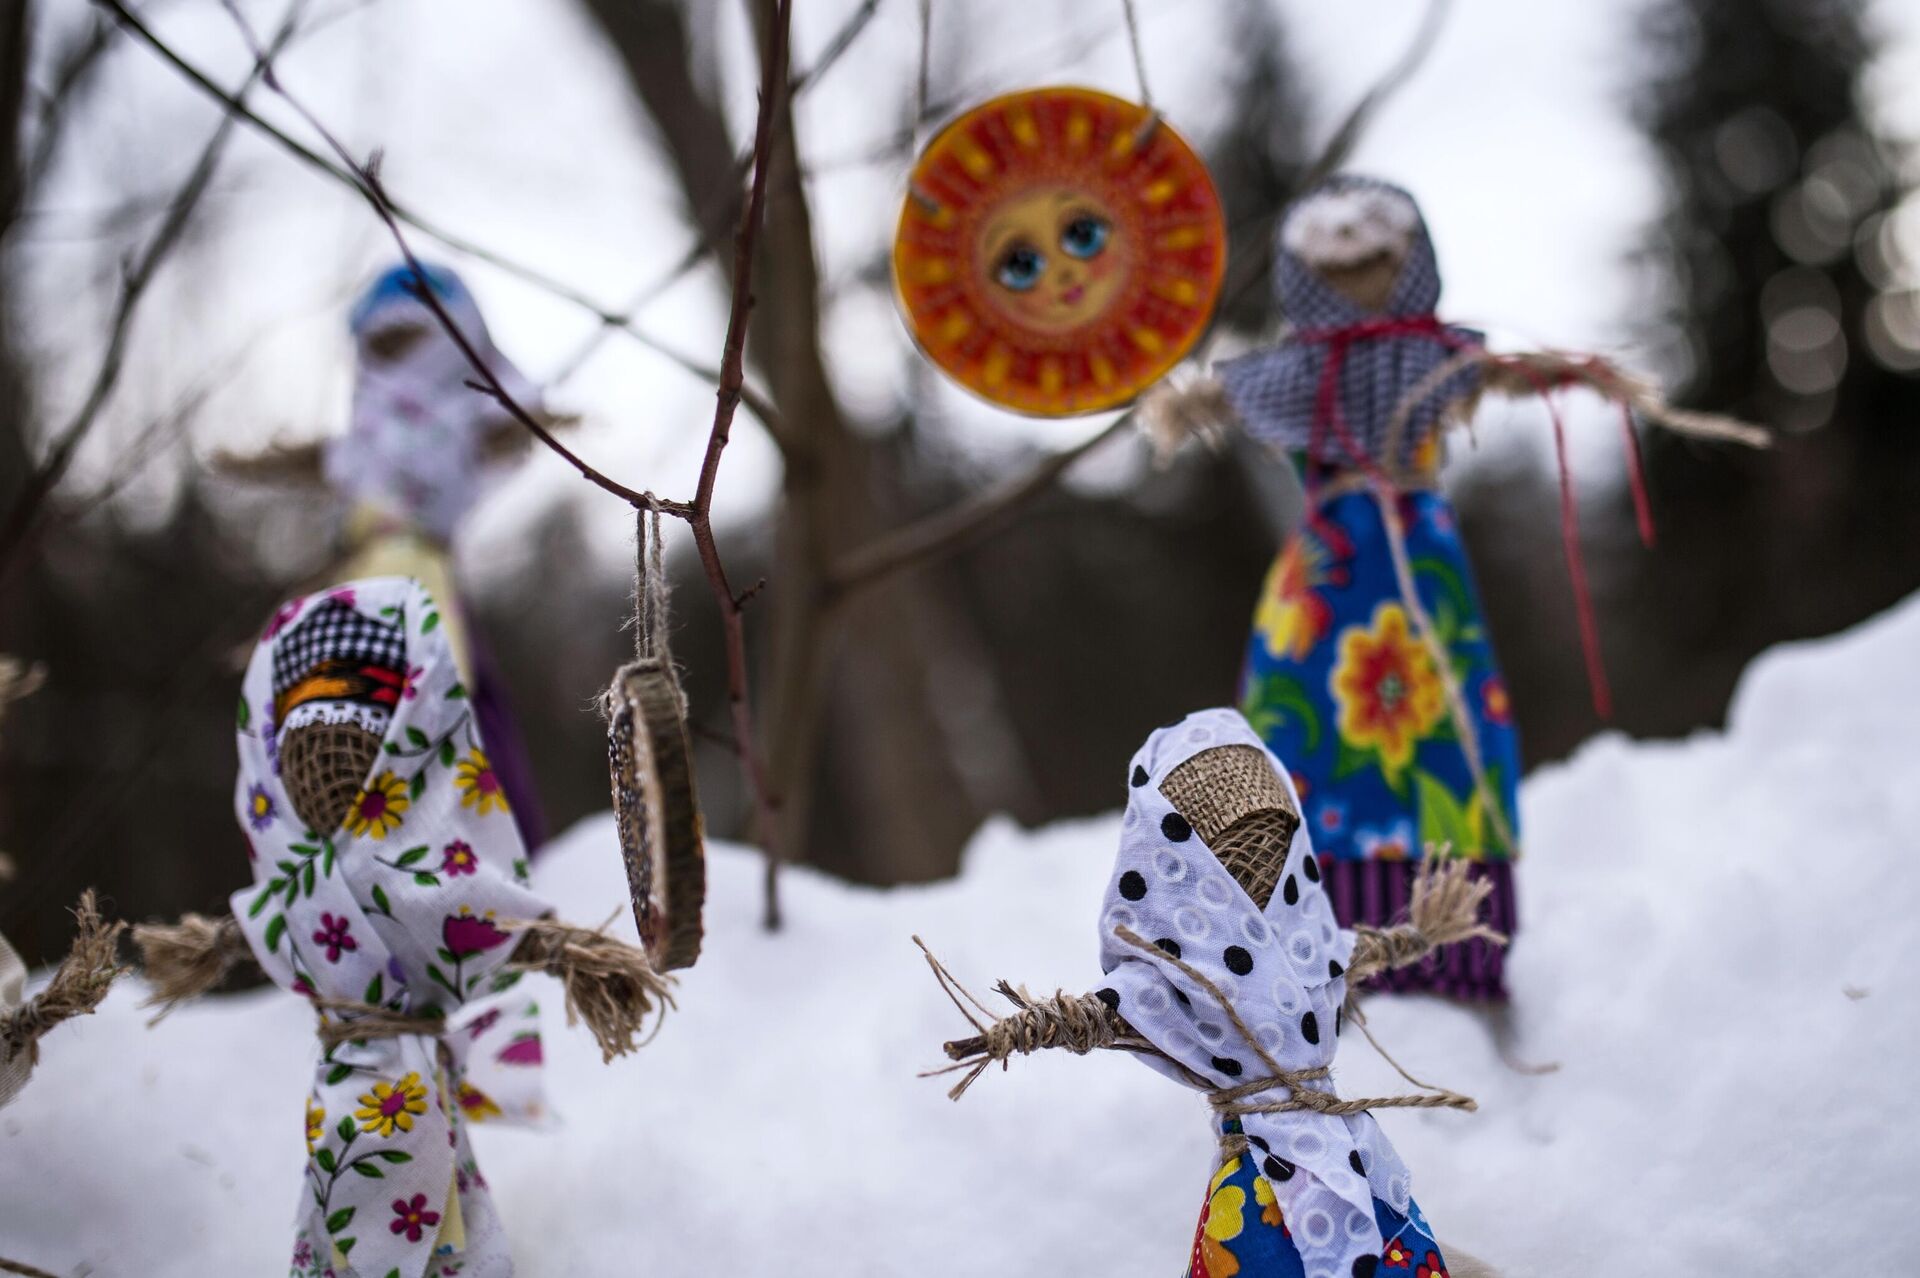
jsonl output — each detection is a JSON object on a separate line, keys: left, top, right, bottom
{"left": 5, "top": 595, "right": 1919, "bottom": 1274}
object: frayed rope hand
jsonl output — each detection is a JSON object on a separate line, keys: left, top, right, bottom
{"left": 0, "top": 891, "right": 126, "bottom": 1068}
{"left": 135, "top": 912, "right": 673, "bottom": 1061}
{"left": 915, "top": 861, "right": 1500, "bottom": 1133}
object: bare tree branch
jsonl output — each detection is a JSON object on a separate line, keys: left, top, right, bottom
{"left": 823, "top": 414, "right": 1135, "bottom": 602}
{"left": 207, "top": 0, "right": 795, "bottom": 923}
{"left": 545, "top": 0, "right": 882, "bottom": 391}
{"left": 0, "top": 0, "right": 313, "bottom": 579}
{"left": 1303, "top": 0, "right": 1454, "bottom": 187}
{"left": 87, "top": 0, "right": 780, "bottom": 425}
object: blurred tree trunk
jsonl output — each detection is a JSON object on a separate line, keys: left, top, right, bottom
{"left": 575, "top": 0, "right": 986, "bottom": 884}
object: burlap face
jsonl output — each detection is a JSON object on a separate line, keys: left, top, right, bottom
{"left": 1096, "top": 708, "right": 1414, "bottom": 1278}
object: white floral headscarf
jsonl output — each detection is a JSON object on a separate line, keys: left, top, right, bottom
{"left": 1096, "top": 708, "right": 1414, "bottom": 1278}
{"left": 235, "top": 576, "right": 548, "bottom": 1278}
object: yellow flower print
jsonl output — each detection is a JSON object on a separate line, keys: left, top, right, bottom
{"left": 304, "top": 1100, "right": 325, "bottom": 1153}
{"left": 1253, "top": 1174, "right": 1285, "bottom": 1230}
{"left": 345, "top": 770, "right": 409, "bottom": 840}
{"left": 455, "top": 1081, "right": 502, "bottom": 1123}
{"left": 355, "top": 1071, "right": 429, "bottom": 1138}
{"left": 455, "top": 748, "right": 510, "bottom": 816}
{"left": 1199, "top": 1156, "right": 1248, "bottom": 1277}
{"left": 1330, "top": 602, "right": 1445, "bottom": 775}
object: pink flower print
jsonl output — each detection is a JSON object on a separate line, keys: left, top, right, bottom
{"left": 313, "top": 913, "right": 358, "bottom": 963}
{"left": 442, "top": 911, "right": 512, "bottom": 957}
{"left": 441, "top": 840, "right": 478, "bottom": 877}
{"left": 389, "top": 1193, "right": 441, "bottom": 1243}
{"left": 291, "top": 975, "right": 316, "bottom": 999}
{"left": 291, "top": 1240, "right": 312, "bottom": 1268}
{"left": 403, "top": 663, "right": 425, "bottom": 700}
{"left": 326, "top": 587, "right": 357, "bottom": 609}
{"left": 263, "top": 597, "right": 304, "bottom": 639}
{"left": 497, "top": 1032, "right": 543, "bottom": 1066}
{"left": 465, "top": 1009, "right": 501, "bottom": 1040}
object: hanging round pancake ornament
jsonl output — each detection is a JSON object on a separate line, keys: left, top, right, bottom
{"left": 894, "top": 86, "right": 1227, "bottom": 417}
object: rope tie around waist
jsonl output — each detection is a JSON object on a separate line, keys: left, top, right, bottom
{"left": 312, "top": 998, "right": 447, "bottom": 1048}
{"left": 1110, "top": 925, "right": 1478, "bottom": 1146}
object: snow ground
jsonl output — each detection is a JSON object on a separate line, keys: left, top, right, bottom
{"left": 4, "top": 592, "right": 1919, "bottom": 1276}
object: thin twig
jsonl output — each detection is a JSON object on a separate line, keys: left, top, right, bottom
{"left": 87, "top": 0, "right": 767, "bottom": 415}
{"left": 1302, "top": 0, "right": 1454, "bottom": 188}
{"left": 690, "top": 0, "right": 793, "bottom": 930}
{"left": 543, "top": 0, "right": 882, "bottom": 395}
{"left": 823, "top": 413, "right": 1135, "bottom": 603}
{"left": 0, "top": 0, "right": 312, "bottom": 580}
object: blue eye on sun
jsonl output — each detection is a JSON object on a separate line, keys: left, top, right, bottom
{"left": 1061, "top": 214, "right": 1111, "bottom": 260}
{"left": 996, "top": 244, "right": 1046, "bottom": 291}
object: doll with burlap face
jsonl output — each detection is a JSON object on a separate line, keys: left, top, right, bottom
{"left": 922, "top": 709, "right": 1501, "bottom": 1278}
{"left": 134, "top": 577, "right": 672, "bottom": 1278}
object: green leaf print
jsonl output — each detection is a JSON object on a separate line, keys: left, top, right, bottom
{"left": 1415, "top": 770, "right": 1480, "bottom": 858}
{"left": 408, "top": 772, "right": 426, "bottom": 801}
{"left": 422, "top": 611, "right": 440, "bottom": 633}
{"left": 315, "top": 1148, "right": 337, "bottom": 1174}
{"left": 236, "top": 697, "right": 250, "bottom": 730}
{"left": 325, "top": 1063, "right": 352, "bottom": 1086}
{"left": 349, "top": 1161, "right": 383, "bottom": 1178}
{"left": 1241, "top": 673, "right": 1323, "bottom": 752}
{"left": 439, "top": 739, "right": 457, "bottom": 767}
{"left": 325, "top": 1207, "right": 355, "bottom": 1234}
{"left": 369, "top": 884, "right": 392, "bottom": 917}
{"left": 264, "top": 913, "right": 286, "bottom": 953}
{"left": 364, "top": 973, "right": 384, "bottom": 1006}
{"left": 375, "top": 1150, "right": 412, "bottom": 1164}
{"left": 394, "top": 845, "right": 430, "bottom": 868}
{"left": 247, "top": 884, "right": 276, "bottom": 918}
{"left": 445, "top": 682, "right": 466, "bottom": 700}
{"left": 336, "top": 1115, "right": 356, "bottom": 1144}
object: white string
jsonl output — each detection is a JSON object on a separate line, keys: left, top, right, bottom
{"left": 633, "top": 498, "right": 669, "bottom": 663}
{"left": 913, "top": 0, "right": 933, "bottom": 152}
{"left": 1120, "top": 0, "right": 1153, "bottom": 109}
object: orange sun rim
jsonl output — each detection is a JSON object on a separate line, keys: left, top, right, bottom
{"left": 894, "top": 86, "right": 1227, "bottom": 418}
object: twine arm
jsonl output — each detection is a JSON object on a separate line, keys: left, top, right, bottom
{"left": 912, "top": 936, "right": 1154, "bottom": 1101}
{"left": 1344, "top": 855, "right": 1506, "bottom": 986}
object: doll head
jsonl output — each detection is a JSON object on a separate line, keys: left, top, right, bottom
{"left": 1281, "top": 181, "right": 1419, "bottom": 312}
{"left": 1274, "top": 175, "right": 1441, "bottom": 323}
{"left": 1157, "top": 744, "right": 1302, "bottom": 908}
{"left": 270, "top": 599, "right": 408, "bottom": 833}
{"left": 326, "top": 261, "right": 543, "bottom": 544}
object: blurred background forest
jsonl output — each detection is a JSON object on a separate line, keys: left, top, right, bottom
{"left": 2, "top": 0, "right": 1918, "bottom": 961}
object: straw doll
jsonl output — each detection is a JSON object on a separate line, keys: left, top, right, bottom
{"left": 1141, "top": 176, "right": 1760, "bottom": 1002}
{"left": 921, "top": 708, "right": 1500, "bottom": 1278}
{"left": 137, "top": 577, "right": 668, "bottom": 1278}
{"left": 217, "top": 263, "right": 554, "bottom": 850}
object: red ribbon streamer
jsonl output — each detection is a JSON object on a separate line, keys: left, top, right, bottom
{"left": 1294, "top": 315, "right": 1654, "bottom": 721}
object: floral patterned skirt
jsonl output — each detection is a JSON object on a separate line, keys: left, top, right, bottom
{"left": 1239, "top": 488, "right": 1520, "bottom": 1000}
{"left": 1186, "top": 1147, "right": 1447, "bottom": 1278}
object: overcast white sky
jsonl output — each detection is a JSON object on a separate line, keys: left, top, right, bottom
{"left": 20, "top": 0, "right": 1920, "bottom": 578}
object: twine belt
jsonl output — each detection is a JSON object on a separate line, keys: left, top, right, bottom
{"left": 311, "top": 997, "right": 446, "bottom": 1049}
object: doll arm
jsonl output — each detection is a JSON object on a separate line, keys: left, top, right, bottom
{"left": 1135, "top": 373, "right": 1243, "bottom": 464}
{"left": 914, "top": 937, "right": 1154, "bottom": 1100}
{"left": 1343, "top": 857, "right": 1506, "bottom": 985}
{"left": 1395, "top": 348, "right": 1768, "bottom": 450}
{"left": 2, "top": 892, "right": 125, "bottom": 1098}
{"left": 135, "top": 909, "right": 672, "bottom": 1059}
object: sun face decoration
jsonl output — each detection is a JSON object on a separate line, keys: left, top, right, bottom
{"left": 894, "top": 86, "right": 1226, "bottom": 417}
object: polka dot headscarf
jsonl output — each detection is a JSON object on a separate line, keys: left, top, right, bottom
{"left": 1097, "top": 708, "right": 1414, "bottom": 1278}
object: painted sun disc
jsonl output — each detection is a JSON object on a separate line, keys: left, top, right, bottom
{"left": 894, "top": 86, "right": 1227, "bottom": 418}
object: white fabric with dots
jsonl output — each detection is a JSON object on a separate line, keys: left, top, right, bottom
{"left": 1097, "top": 708, "right": 1411, "bottom": 1278}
